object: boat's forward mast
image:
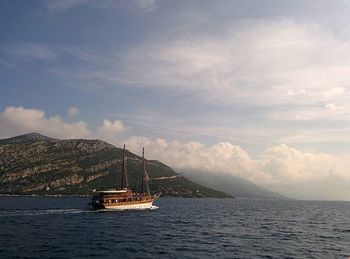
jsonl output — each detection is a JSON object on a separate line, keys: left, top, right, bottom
{"left": 118, "top": 145, "right": 151, "bottom": 195}
{"left": 91, "top": 145, "right": 160, "bottom": 210}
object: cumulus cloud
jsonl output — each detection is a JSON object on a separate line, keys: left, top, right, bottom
{"left": 124, "top": 137, "right": 350, "bottom": 185}
{"left": 0, "top": 106, "right": 130, "bottom": 142}
{"left": 1, "top": 105, "right": 350, "bottom": 200}
{"left": 0, "top": 106, "right": 128, "bottom": 142}
{"left": 121, "top": 136, "right": 350, "bottom": 200}
{"left": 97, "top": 119, "right": 127, "bottom": 142}
{"left": 67, "top": 106, "right": 80, "bottom": 117}
{"left": 0, "top": 106, "right": 91, "bottom": 139}
{"left": 258, "top": 145, "right": 348, "bottom": 183}
{"left": 258, "top": 145, "right": 350, "bottom": 200}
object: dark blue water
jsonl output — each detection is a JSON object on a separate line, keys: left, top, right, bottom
{"left": 0, "top": 197, "right": 349, "bottom": 258}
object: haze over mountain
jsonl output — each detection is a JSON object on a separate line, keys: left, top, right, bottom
{"left": 182, "top": 170, "right": 286, "bottom": 199}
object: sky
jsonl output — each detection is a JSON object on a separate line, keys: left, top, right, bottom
{"left": 1, "top": 0, "right": 350, "bottom": 200}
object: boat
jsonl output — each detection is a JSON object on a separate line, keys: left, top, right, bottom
{"left": 91, "top": 145, "right": 161, "bottom": 210}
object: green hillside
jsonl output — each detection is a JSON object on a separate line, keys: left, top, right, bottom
{"left": 0, "top": 133, "right": 230, "bottom": 198}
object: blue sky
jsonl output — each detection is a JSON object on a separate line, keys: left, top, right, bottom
{"left": 2, "top": 0, "right": 350, "bottom": 200}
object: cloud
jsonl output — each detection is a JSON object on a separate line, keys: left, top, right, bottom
{"left": 323, "top": 87, "right": 346, "bottom": 99}
{"left": 67, "top": 107, "right": 80, "bottom": 117}
{"left": 0, "top": 106, "right": 130, "bottom": 141}
{"left": 258, "top": 145, "right": 350, "bottom": 200}
{"left": 0, "top": 106, "right": 91, "bottom": 139}
{"left": 268, "top": 102, "right": 350, "bottom": 122}
{"left": 97, "top": 119, "right": 127, "bottom": 142}
{"left": 1, "top": 43, "right": 57, "bottom": 62}
{"left": 1, "top": 105, "right": 350, "bottom": 200}
{"left": 121, "top": 136, "right": 350, "bottom": 200}
{"left": 44, "top": 0, "right": 156, "bottom": 13}
{"left": 325, "top": 103, "right": 343, "bottom": 112}
{"left": 124, "top": 137, "right": 269, "bottom": 183}
{"left": 124, "top": 136, "right": 349, "bottom": 186}
{"left": 45, "top": 0, "right": 90, "bottom": 13}
{"left": 37, "top": 19, "right": 350, "bottom": 127}
{"left": 258, "top": 144, "right": 348, "bottom": 184}
{"left": 93, "top": 0, "right": 157, "bottom": 13}
{"left": 8, "top": 20, "right": 350, "bottom": 124}
{"left": 0, "top": 43, "right": 104, "bottom": 66}
{"left": 135, "top": 0, "right": 156, "bottom": 11}
{"left": 280, "top": 128, "right": 350, "bottom": 145}
{"left": 107, "top": 19, "right": 350, "bottom": 110}
{"left": 0, "top": 105, "right": 127, "bottom": 142}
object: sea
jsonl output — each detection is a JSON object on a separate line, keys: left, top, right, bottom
{"left": 0, "top": 196, "right": 349, "bottom": 258}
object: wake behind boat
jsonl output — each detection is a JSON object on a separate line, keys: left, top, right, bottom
{"left": 91, "top": 146, "right": 161, "bottom": 210}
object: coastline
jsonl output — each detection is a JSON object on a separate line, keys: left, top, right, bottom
{"left": 0, "top": 194, "right": 91, "bottom": 198}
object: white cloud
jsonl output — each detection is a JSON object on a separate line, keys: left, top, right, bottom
{"left": 258, "top": 144, "right": 346, "bottom": 183}
{"left": 120, "top": 136, "right": 350, "bottom": 200}
{"left": 0, "top": 106, "right": 91, "bottom": 139}
{"left": 1, "top": 43, "right": 57, "bottom": 62}
{"left": 0, "top": 106, "right": 128, "bottom": 142}
{"left": 323, "top": 87, "right": 346, "bottom": 99}
{"left": 1, "top": 105, "right": 350, "bottom": 200}
{"left": 325, "top": 103, "right": 343, "bottom": 112}
{"left": 45, "top": 0, "right": 156, "bottom": 13}
{"left": 45, "top": 0, "right": 90, "bottom": 12}
{"left": 97, "top": 119, "right": 127, "bottom": 142}
{"left": 9, "top": 20, "right": 350, "bottom": 124}
{"left": 107, "top": 20, "right": 349, "bottom": 107}
{"left": 124, "top": 137, "right": 350, "bottom": 186}
{"left": 126, "top": 137, "right": 258, "bottom": 176}
{"left": 280, "top": 128, "right": 350, "bottom": 145}
{"left": 258, "top": 145, "right": 350, "bottom": 200}
{"left": 268, "top": 102, "right": 350, "bottom": 122}
{"left": 67, "top": 107, "right": 80, "bottom": 117}
{"left": 135, "top": 0, "right": 155, "bottom": 10}
{"left": 1, "top": 43, "right": 108, "bottom": 67}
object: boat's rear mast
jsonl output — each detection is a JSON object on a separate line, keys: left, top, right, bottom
{"left": 120, "top": 144, "right": 129, "bottom": 189}
{"left": 141, "top": 147, "right": 150, "bottom": 194}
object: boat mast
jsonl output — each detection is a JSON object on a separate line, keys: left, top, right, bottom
{"left": 120, "top": 144, "right": 129, "bottom": 189}
{"left": 141, "top": 147, "right": 150, "bottom": 194}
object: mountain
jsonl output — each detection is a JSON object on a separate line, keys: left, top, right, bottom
{"left": 182, "top": 170, "right": 286, "bottom": 199}
{"left": 0, "top": 133, "right": 230, "bottom": 198}
{"left": 0, "top": 132, "right": 55, "bottom": 144}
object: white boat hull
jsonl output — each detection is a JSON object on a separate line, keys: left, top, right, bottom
{"left": 103, "top": 201, "right": 154, "bottom": 210}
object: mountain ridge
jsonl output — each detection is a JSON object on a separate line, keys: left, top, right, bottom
{"left": 0, "top": 133, "right": 285, "bottom": 199}
{"left": 0, "top": 132, "right": 56, "bottom": 144}
{"left": 0, "top": 133, "right": 230, "bottom": 198}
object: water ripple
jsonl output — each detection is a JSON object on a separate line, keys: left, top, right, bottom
{"left": 0, "top": 197, "right": 350, "bottom": 258}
